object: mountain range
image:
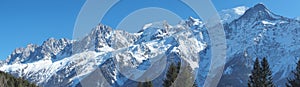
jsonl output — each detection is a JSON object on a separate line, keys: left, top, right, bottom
{"left": 1, "top": 3, "right": 300, "bottom": 87}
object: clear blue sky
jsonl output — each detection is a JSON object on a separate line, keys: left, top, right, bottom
{"left": 0, "top": 0, "right": 300, "bottom": 60}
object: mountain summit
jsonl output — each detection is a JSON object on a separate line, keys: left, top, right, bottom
{"left": 1, "top": 16, "right": 206, "bottom": 86}
{"left": 1, "top": 3, "right": 300, "bottom": 87}
{"left": 220, "top": 3, "right": 300, "bottom": 87}
{"left": 239, "top": 3, "right": 283, "bottom": 21}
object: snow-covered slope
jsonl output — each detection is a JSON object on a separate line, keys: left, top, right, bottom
{"left": 5, "top": 38, "right": 72, "bottom": 65}
{"left": 218, "top": 3, "right": 300, "bottom": 87}
{"left": 0, "top": 17, "right": 207, "bottom": 86}
{"left": 0, "top": 3, "right": 299, "bottom": 87}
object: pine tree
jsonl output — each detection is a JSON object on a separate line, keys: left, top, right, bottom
{"left": 248, "top": 58, "right": 262, "bottom": 87}
{"left": 260, "top": 57, "right": 275, "bottom": 87}
{"left": 286, "top": 59, "right": 300, "bottom": 87}
{"left": 174, "top": 66, "right": 195, "bottom": 87}
{"left": 176, "top": 62, "right": 181, "bottom": 74}
{"left": 248, "top": 58, "right": 275, "bottom": 87}
{"left": 0, "top": 71, "right": 38, "bottom": 87}
{"left": 193, "top": 81, "right": 198, "bottom": 87}
{"left": 145, "top": 81, "right": 153, "bottom": 87}
{"left": 137, "top": 81, "right": 153, "bottom": 87}
{"left": 163, "top": 62, "right": 180, "bottom": 87}
{"left": 138, "top": 82, "right": 143, "bottom": 87}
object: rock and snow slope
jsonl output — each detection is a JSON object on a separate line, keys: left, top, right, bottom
{"left": 1, "top": 3, "right": 300, "bottom": 87}
{"left": 0, "top": 18, "right": 207, "bottom": 87}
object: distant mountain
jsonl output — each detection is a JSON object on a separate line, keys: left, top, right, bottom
{"left": 5, "top": 38, "right": 72, "bottom": 65}
{"left": 0, "top": 3, "right": 300, "bottom": 87}
{"left": 0, "top": 17, "right": 206, "bottom": 87}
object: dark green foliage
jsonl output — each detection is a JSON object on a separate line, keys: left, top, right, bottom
{"left": 193, "top": 81, "right": 198, "bottom": 87}
{"left": 176, "top": 62, "right": 181, "bottom": 74}
{"left": 260, "top": 57, "right": 275, "bottom": 87}
{"left": 174, "top": 66, "right": 196, "bottom": 87}
{"left": 248, "top": 58, "right": 275, "bottom": 87}
{"left": 163, "top": 62, "right": 180, "bottom": 87}
{"left": 248, "top": 58, "right": 261, "bottom": 87}
{"left": 286, "top": 59, "right": 300, "bottom": 87}
{"left": 0, "top": 71, "right": 38, "bottom": 87}
{"left": 137, "top": 81, "right": 153, "bottom": 87}
{"left": 163, "top": 61, "right": 198, "bottom": 87}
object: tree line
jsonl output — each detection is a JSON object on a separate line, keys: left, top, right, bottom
{"left": 137, "top": 61, "right": 197, "bottom": 87}
{"left": 0, "top": 71, "right": 38, "bottom": 87}
{"left": 138, "top": 57, "right": 300, "bottom": 87}
{"left": 2, "top": 57, "right": 300, "bottom": 87}
{"left": 248, "top": 57, "right": 300, "bottom": 87}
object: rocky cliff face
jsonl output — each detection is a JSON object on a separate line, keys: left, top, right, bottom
{"left": 219, "top": 4, "right": 300, "bottom": 87}
{"left": 1, "top": 3, "right": 299, "bottom": 87}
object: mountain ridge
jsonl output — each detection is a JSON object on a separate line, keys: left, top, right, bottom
{"left": 1, "top": 3, "right": 300, "bottom": 87}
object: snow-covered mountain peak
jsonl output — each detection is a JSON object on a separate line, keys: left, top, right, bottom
{"left": 2, "top": 3, "right": 300, "bottom": 87}
{"left": 41, "top": 38, "right": 71, "bottom": 56}
{"left": 219, "top": 3, "right": 300, "bottom": 87}
{"left": 4, "top": 37, "right": 72, "bottom": 65}
{"left": 0, "top": 16, "right": 209, "bottom": 86}
{"left": 252, "top": 3, "right": 267, "bottom": 11}
{"left": 5, "top": 44, "right": 38, "bottom": 64}
{"left": 142, "top": 23, "right": 153, "bottom": 30}
{"left": 187, "top": 16, "right": 202, "bottom": 26}
{"left": 138, "top": 21, "right": 171, "bottom": 31}
{"left": 93, "top": 24, "right": 113, "bottom": 33}
{"left": 240, "top": 3, "right": 282, "bottom": 21}
{"left": 42, "top": 38, "right": 70, "bottom": 47}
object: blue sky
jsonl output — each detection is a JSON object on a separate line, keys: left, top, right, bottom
{"left": 0, "top": 0, "right": 300, "bottom": 60}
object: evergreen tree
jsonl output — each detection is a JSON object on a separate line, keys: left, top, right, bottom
{"left": 286, "top": 59, "right": 300, "bottom": 87}
{"left": 0, "top": 71, "right": 38, "bottom": 87}
{"left": 138, "top": 82, "right": 143, "bottom": 87}
{"left": 248, "top": 58, "right": 262, "bottom": 87}
{"left": 145, "top": 81, "right": 153, "bottom": 87}
{"left": 193, "top": 81, "right": 198, "bottom": 87}
{"left": 173, "top": 66, "right": 195, "bottom": 87}
{"left": 260, "top": 57, "right": 275, "bottom": 87}
{"left": 248, "top": 58, "right": 275, "bottom": 87}
{"left": 163, "top": 62, "right": 180, "bottom": 87}
{"left": 176, "top": 62, "right": 181, "bottom": 74}
{"left": 137, "top": 81, "right": 153, "bottom": 87}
